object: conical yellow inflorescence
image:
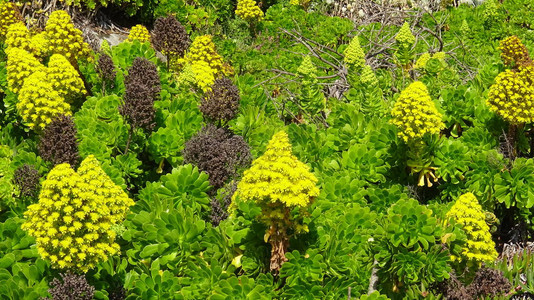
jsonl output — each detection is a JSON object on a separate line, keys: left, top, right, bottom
{"left": 0, "top": 2, "right": 21, "bottom": 37}
{"left": 235, "top": 0, "right": 264, "bottom": 23}
{"left": 6, "top": 47, "right": 46, "bottom": 94}
{"left": 391, "top": 81, "right": 444, "bottom": 142}
{"left": 360, "top": 65, "right": 379, "bottom": 87}
{"left": 297, "top": 55, "right": 317, "bottom": 77}
{"left": 5, "top": 21, "right": 31, "bottom": 52}
{"left": 498, "top": 36, "right": 530, "bottom": 67}
{"left": 487, "top": 65, "right": 534, "bottom": 125}
{"left": 22, "top": 155, "right": 134, "bottom": 272}
{"left": 47, "top": 54, "right": 87, "bottom": 102}
{"left": 45, "top": 10, "right": 91, "bottom": 61}
{"left": 233, "top": 131, "right": 320, "bottom": 207}
{"left": 17, "top": 70, "right": 71, "bottom": 131}
{"left": 395, "top": 22, "right": 415, "bottom": 46}
{"left": 446, "top": 193, "right": 498, "bottom": 265}
{"left": 343, "top": 36, "right": 366, "bottom": 69}
{"left": 183, "top": 35, "right": 227, "bottom": 92}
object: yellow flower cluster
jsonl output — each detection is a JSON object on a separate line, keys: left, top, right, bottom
{"left": 17, "top": 70, "right": 71, "bottom": 131}
{"left": 498, "top": 36, "right": 531, "bottom": 67}
{"left": 48, "top": 54, "right": 87, "bottom": 102}
{"left": 415, "top": 52, "right": 446, "bottom": 69}
{"left": 5, "top": 21, "right": 31, "bottom": 52}
{"left": 360, "top": 65, "right": 379, "bottom": 87}
{"left": 127, "top": 24, "right": 150, "bottom": 43}
{"left": 233, "top": 131, "right": 320, "bottom": 208}
{"left": 395, "top": 22, "right": 415, "bottom": 46}
{"left": 183, "top": 35, "right": 228, "bottom": 92}
{"left": 446, "top": 193, "right": 498, "bottom": 265}
{"left": 30, "top": 31, "right": 50, "bottom": 58}
{"left": 391, "top": 81, "right": 444, "bottom": 142}
{"left": 45, "top": 10, "right": 91, "bottom": 61}
{"left": 191, "top": 60, "right": 218, "bottom": 92}
{"left": 433, "top": 52, "right": 446, "bottom": 61}
{"left": 415, "top": 53, "right": 431, "bottom": 69}
{"left": 6, "top": 47, "right": 46, "bottom": 94}
{"left": 235, "top": 0, "right": 264, "bottom": 23}
{"left": 0, "top": 2, "right": 21, "bottom": 37}
{"left": 343, "top": 36, "right": 366, "bottom": 69}
{"left": 184, "top": 35, "right": 224, "bottom": 73}
{"left": 22, "top": 155, "right": 134, "bottom": 272}
{"left": 487, "top": 66, "right": 534, "bottom": 124}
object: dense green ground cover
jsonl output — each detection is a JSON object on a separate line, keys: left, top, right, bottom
{"left": 1, "top": 0, "right": 534, "bottom": 299}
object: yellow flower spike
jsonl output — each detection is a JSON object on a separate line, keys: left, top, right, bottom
{"left": 5, "top": 21, "right": 31, "bottom": 52}
{"left": 0, "top": 2, "right": 21, "bottom": 38}
{"left": 6, "top": 47, "right": 46, "bottom": 94}
{"left": 487, "top": 66, "right": 534, "bottom": 125}
{"left": 395, "top": 22, "right": 415, "bottom": 46}
{"left": 235, "top": 0, "right": 264, "bottom": 23}
{"left": 47, "top": 54, "right": 87, "bottom": 103}
{"left": 343, "top": 35, "right": 366, "bottom": 69}
{"left": 390, "top": 81, "right": 444, "bottom": 142}
{"left": 182, "top": 35, "right": 228, "bottom": 92}
{"left": 21, "top": 155, "right": 134, "bottom": 272}
{"left": 498, "top": 36, "right": 531, "bottom": 67}
{"left": 16, "top": 70, "right": 70, "bottom": 131}
{"left": 45, "top": 10, "right": 91, "bottom": 62}
{"left": 233, "top": 131, "right": 319, "bottom": 208}
{"left": 446, "top": 193, "right": 498, "bottom": 264}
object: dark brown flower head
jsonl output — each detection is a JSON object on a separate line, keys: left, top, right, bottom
{"left": 97, "top": 53, "right": 116, "bottom": 83}
{"left": 467, "top": 268, "right": 512, "bottom": 298}
{"left": 39, "top": 115, "right": 80, "bottom": 167}
{"left": 200, "top": 77, "right": 241, "bottom": 124}
{"left": 151, "top": 16, "right": 190, "bottom": 57}
{"left": 183, "top": 125, "right": 251, "bottom": 190}
{"left": 45, "top": 272, "right": 95, "bottom": 300}
{"left": 13, "top": 164, "right": 40, "bottom": 198}
{"left": 119, "top": 57, "right": 160, "bottom": 132}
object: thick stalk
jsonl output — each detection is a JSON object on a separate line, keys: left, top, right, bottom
{"left": 268, "top": 207, "right": 291, "bottom": 274}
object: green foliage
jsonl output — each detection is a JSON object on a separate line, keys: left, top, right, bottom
{"left": 0, "top": 218, "right": 50, "bottom": 299}
{"left": 136, "top": 164, "right": 211, "bottom": 216}
{"left": 148, "top": 93, "right": 203, "bottom": 168}
{"left": 493, "top": 158, "right": 534, "bottom": 209}
{"left": 122, "top": 205, "right": 208, "bottom": 277}
{"left": 75, "top": 95, "right": 128, "bottom": 161}
{"left": 372, "top": 199, "right": 460, "bottom": 294}
{"left": 2, "top": 1, "right": 534, "bottom": 298}
{"left": 210, "top": 274, "right": 275, "bottom": 299}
